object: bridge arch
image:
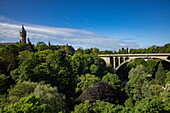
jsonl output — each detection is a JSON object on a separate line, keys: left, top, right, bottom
{"left": 115, "top": 57, "right": 170, "bottom": 73}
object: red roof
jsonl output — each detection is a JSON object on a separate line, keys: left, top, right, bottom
{"left": 0, "top": 42, "right": 17, "bottom": 46}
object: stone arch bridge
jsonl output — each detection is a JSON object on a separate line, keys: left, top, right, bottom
{"left": 98, "top": 53, "right": 170, "bottom": 73}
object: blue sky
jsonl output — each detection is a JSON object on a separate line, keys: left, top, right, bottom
{"left": 0, "top": 0, "right": 170, "bottom": 50}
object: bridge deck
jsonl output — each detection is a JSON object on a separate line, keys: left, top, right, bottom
{"left": 98, "top": 53, "right": 170, "bottom": 57}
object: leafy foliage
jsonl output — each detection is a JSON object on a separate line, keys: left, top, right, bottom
{"left": 35, "top": 42, "right": 48, "bottom": 51}
{"left": 165, "top": 71, "right": 170, "bottom": 84}
{"left": 0, "top": 74, "right": 9, "bottom": 94}
{"left": 134, "top": 97, "right": 164, "bottom": 113}
{"left": 102, "top": 73, "right": 120, "bottom": 90}
{"left": 33, "top": 83, "right": 66, "bottom": 113}
{"left": 3, "top": 95, "right": 46, "bottom": 113}
{"left": 76, "top": 74, "right": 100, "bottom": 93}
{"left": 7, "top": 81, "right": 38, "bottom": 103}
{"left": 73, "top": 100, "right": 124, "bottom": 113}
{"left": 147, "top": 84, "right": 163, "bottom": 98}
{"left": 125, "top": 65, "right": 148, "bottom": 100}
{"left": 155, "top": 62, "right": 166, "bottom": 85}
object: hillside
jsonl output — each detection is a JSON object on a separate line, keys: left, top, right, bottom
{"left": 0, "top": 42, "right": 170, "bottom": 113}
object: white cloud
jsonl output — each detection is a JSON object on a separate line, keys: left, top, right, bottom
{"left": 0, "top": 16, "right": 139, "bottom": 50}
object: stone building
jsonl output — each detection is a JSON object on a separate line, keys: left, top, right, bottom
{"left": 19, "top": 25, "right": 27, "bottom": 43}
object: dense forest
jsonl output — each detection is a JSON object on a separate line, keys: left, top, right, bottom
{"left": 0, "top": 42, "right": 170, "bottom": 113}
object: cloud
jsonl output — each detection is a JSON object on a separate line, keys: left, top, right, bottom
{"left": 0, "top": 16, "right": 139, "bottom": 50}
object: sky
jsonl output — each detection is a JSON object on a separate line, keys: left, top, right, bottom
{"left": 0, "top": 0, "right": 170, "bottom": 50}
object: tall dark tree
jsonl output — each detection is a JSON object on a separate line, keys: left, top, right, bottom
{"left": 27, "top": 38, "right": 35, "bottom": 52}
{"left": 81, "top": 82, "right": 115, "bottom": 103}
{"left": 155, "top": 62, "right": 166, "bottom": 86}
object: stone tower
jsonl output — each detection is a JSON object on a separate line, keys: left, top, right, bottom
{"left": 19, "top": 25, "right": 26, "bottom": 43}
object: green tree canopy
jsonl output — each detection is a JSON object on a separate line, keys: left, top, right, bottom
{"left": 7, "top": 81, "right": 38, "bottom": 103}
{"left": 33, "top": 83, "right": 66, "bottom": 113}
{"left": 35, "top": 42, "right": 48, "bottom": 51}
{"left": 3, "top": 95, "right": 46, "bottom": 113}
{"left": 102, "top": 73, "right": 121, "bottom": 90}
{"left": 134, "top": 97, "right": 164, "bottom": 113}
{"left": 73, "top": 100, "right": 125, "bottom": 113}
{"left": 76, "top": 74, "right": 100, "bottom": 93}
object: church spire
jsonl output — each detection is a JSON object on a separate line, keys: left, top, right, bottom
{"left": 19, "top": 25, "right": 27, "bottom": 43}
{"left": 20, "top": 24, "right": 26, "bottom": 33}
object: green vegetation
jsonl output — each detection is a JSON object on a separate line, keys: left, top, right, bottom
{"left": 0, "top": 42, "right": 170, "bottom": 112}
{"left": 114, "top": 43, "right": 170, "bottom": 54}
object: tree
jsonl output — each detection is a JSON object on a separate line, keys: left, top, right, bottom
{"left": 11, "top": 49, "right": 75, "bottom": 98}
{"left": 145, "top": 59, "right": 159, "bottom": 75}
{"left": 90, "top": 64, "right": 98, "bottom": 75}
{"left": 72, "top": 100, "right": 92, "bottom": 113}
{"left": 73, "top": 100, "right": 125, "bottom": 113}
{"left": 3, "top": 95, "right": 46, "bottom": 113}
{"left": 161, "top": 82, "right": 170, "bottom": 111}
{"left": 102, "top": 73, "right": 121, "bottom": 90}
{"left": 0, "top": 44, "right": 19, "bottom": 73}
{"left": 27, "top": 38, "right": 36, "bottom": 52}
{"left": 45, "top": 50, "right": 74, "bottom": 94}
{"left": 17, "top": 51, "right": 33, "bottom": 64}
{"left": 7, "top": 81, "right": 38, "bottom": 103}
{"left": 155, "top": 62, "right": 166, "bottom": 86}
{"left": 124, "top": 98, "right": 134, "bottom": 108}
{"left": 35, "top": 42, "right": 48, "bottom": 51}
{"left": 92, "top": 48, "right": 99, "bottom": 54}
{"left": 60, "top": 45, "right": 75, "bottom": 56}
{"left": 70, "top": 54, "right": 92, "bottom": 76}
{"left": 33, "top": 83, "right": 66, "bottom": 113}
{"left": 15, "top": 42, "right": 28, "bottom": 51}
{"left": 70, "top": 53, "right": 108, "bottom": 78}
{"left": 75, "top": 48, "right": 83, "bottom": 54}
{"left": 125, "top": 65, "right": 148, "bottom": 101}
{"left": 127, "top": 59, "right": 146, "bottom": 69}
{"left": 134, "top": 97, "right": 164, "bottom": 113}
{"left": 81, "top": 82, "right": 115, "bottom": 103}
{"left": 0, "top": 57, "right": 5, "bottom": 74}
{"left": 76, "top": 74, "right": 100, "bottom": 93}
{"left": 165, "top": 71, "right": 170, "bottom": 84}
{"left": 147, "top": 84, "right": 163, "bottom": 98}
{"left": 0, "top": 74, "right": 9, "bottom": 94}
{"left": 164, "top": 43, "right": 170, "bottom": 53}
{"left": 10, "top": 52, "right": 41, "bottom": 82}
{"left": 3, "top": 81, "right": 66, "bottom": 113}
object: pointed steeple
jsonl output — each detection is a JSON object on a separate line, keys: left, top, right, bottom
{"left": 48, "top": 41, "right": 51, "bottom": 46}
{"left": 20, "top": 24, "right": 26, "bottom": 33}
{"left": 19, "top": 24, "right": 27, "bottom": 43}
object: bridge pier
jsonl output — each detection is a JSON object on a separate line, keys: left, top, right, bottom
{"left": 118, "top": 57, "right": 121, "bottom": 66}
{"left": 100, "top": 56, "right": 111, "bottom": 67}
{"left": 113, "top": 57, "right": 116, "bottom": 69}
{"left": 123, "top": 57, "right": 126, "bottom": 62}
